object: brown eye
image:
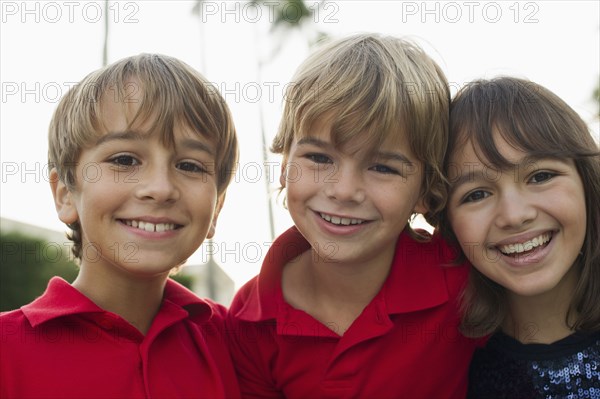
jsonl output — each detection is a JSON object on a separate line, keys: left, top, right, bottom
{"left": 370, "top": 164, "right": 399, "bottom": 175}
{"left": 110, "top": 155, "right": 137, "bottom": 166}
{"left": 177, "top": 162, "right": 206, "bottom": 173}
{"left": 463, "top": 190, "right": 490, "bottom": 203}
{"left": 529, "top": 171, "right": 555, "bottom": 184}
{"left": 306, "top": 153, "right": 332, "bottom": 164}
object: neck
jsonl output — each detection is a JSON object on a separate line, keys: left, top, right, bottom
{"left": 310, "top": 252, "right": 392, "bottom": 304}
{"left": 72, "top": 264, "right": 168, "bottom": 335}
{"left": 282, "top": 245, "right": 394, "bottom": 335}
{"left": 502, "top": 267, "right": 580, "bottom": 344}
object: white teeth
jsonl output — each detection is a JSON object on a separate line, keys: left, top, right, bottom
{"left": 499, "top": 233, "right": 551, "bottom": 255}
{"left": 123, "top": 220, "right": 176, "bottom": 232}
{"left": 319, "top": 213, "right": 365, "bottom": 226}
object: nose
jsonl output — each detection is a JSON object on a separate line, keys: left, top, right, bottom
{"left": 135, "top": 165, "right": 180, "bottom": 203}
{"left": 494, "top": 189, "right": 536, "bottom": 230}
{"left": 324, "top": 165, "right": 366, "bottom": 204}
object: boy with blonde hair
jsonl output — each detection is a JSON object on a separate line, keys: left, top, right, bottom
{"left": 227, "top": 34, "right": 477, "bottom": 398}
{"left": 1, "top": 54, "right": 240, "bottom": 398}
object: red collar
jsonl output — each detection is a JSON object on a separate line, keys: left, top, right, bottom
{"left": 234, "top": 226, "right": 458, "bottom": 322}
{"left": 21, "top": 277, "right": 214, "bottom": 328}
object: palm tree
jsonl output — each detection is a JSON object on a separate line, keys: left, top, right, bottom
{"left": 191, "top": 1, "right": 219, "bottom": 298}
{"left": 191, "top": 0, "right": 328, "bottom": 243}
{"left": 191, "top": 1, "right": 209, "bottom": 74}
{"left": 251, "top": 0, "right": 329, "bottom": 240}
{"left": 251, "top": 0, "right": 329, "bottom": 59}
{"left": 102, "top": 0, "right": 109, "bottom": 66}
{"left": 594, "top": 84, "right": 599, "bottom": 118}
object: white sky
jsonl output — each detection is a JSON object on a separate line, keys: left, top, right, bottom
{"left": 1, "top": 0, "right": 599, "bottom": 288}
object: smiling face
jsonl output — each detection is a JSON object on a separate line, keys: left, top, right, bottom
{"left": 51, "top": 82, "right": 222, "bottom": 280}
{"left": 282, "top": 118, "right": 426, "bottom": 268}
{"left": 447, "top": 132, "right": 586, "bottom": 300}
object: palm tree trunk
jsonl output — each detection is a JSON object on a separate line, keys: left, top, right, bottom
{"left": 102, "top": 0, "right": 109, "bottom": 66}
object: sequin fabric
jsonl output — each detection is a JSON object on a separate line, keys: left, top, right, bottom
{"left": 468, "top": 331, "right": 600, "bottom": 398}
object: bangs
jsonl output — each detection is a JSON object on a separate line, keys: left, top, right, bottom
{"left": 450, "top": 78, "right": 598, "bottom": 171}
{"left": 290, "top": 41, "right": 410, "bottom": 155}
{"left": 93, "top": 57, "right": 221, "bottom": 148}
{"left": 295, "top": 103, "right": 407, "bottom": 157}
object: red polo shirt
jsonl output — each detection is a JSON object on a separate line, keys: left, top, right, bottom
{"left": 0, "top": 277, "right": 240, "bottom": 399}
{"left": 227, "top": 227, "right": 477, "bottom": 399}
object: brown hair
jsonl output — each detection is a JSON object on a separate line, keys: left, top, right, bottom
{"left": 442, "top": 77, "right": 600, "bottom": 337}
{"left": 272, "top": 33, "right": 450, "bottom": 231}
{"left": 48, "top": 53, "right": 238, "bottom": 259}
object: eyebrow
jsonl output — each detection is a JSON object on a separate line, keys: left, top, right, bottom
{"left": 449, "top": 169, "right": 489, "bottom": 192}
{"left": 95, "top": 131, "right": 145, "bottom": 145}
{"left": 297, "top": 137, "right": 414, "bottom": 165}
{"left": 296, "top": 136, "right": 331, "bottom": 149}
{"left": 179, "top": 138, "right": 215, "bottom": 156}
{"left": 96, "top": 131, "right": 215, "bottom": 155}
{"left": 375, "top": 151, "right": 414, "bottom": 166}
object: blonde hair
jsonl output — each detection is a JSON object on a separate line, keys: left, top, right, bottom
{"left": 48, "top": 53, "right": 238, "bottom": 259}
{"left": 272, "top": 33, "right": 450, "bottom": 228}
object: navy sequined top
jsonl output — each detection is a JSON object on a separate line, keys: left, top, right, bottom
{"left": 468, "top": 331, "right": 600, "bottom": 398}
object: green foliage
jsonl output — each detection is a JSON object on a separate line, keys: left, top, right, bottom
{"left": 256, "top": 0, "right": 314, "bottom": 28}
{"left": 170, "top": 272, "right": 194, "bottom": 290}
{"left": 0, "top": 231, "right": 78, "bottom": 312}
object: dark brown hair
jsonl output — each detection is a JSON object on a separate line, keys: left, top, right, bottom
{"left": 441, "top": 77, "right": 600, "bottom": 337}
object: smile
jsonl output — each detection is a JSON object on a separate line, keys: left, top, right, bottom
{"left": 120, "top": 219, "right": 180, "bottom": 233}
{"left": 319, "top": 212, "right": 367, "bottom": 226}
{"left": 498, "top": 232, "right": 552, "bottom": 256}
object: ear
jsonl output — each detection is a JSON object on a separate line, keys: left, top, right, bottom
{"left": 49, "top": 168, "right": 79, "bottom": 225}
{"left": 279, "top": 157, "right": 288, "bottom": 188}
{"left": 207, "top": 193, "right": 226, "bottom": 239}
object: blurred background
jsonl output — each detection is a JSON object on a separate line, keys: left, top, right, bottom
{"left": 1, "top": 0, "right": 599, "bottom": 308}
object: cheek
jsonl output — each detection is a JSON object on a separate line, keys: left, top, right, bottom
{"left": 286, "top": 170, "right": 316, "bottom": 196}
{"left": 449, "top": 211, "right": 480, "bottom": 246}
{"left": 284, "top": 160, "right": 310, "bottom": 185}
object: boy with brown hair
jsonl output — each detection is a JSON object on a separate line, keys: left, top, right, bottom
{"left": 1, "top": 54, "right": 240, "bottom": 398}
